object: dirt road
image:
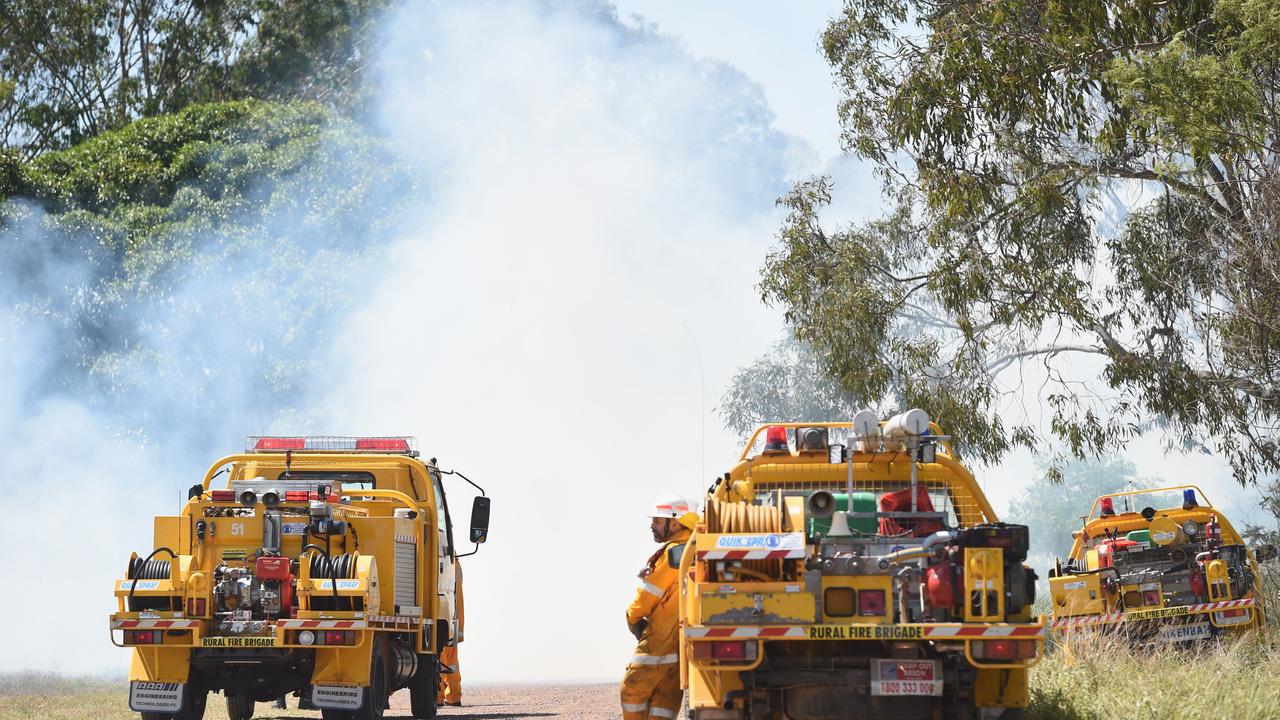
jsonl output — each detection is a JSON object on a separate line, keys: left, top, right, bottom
{"left": 0, "top": 679, "right": 626, "bottom": 720}
{"left": 385, "top": 684, "right": 621, "bottom": 719}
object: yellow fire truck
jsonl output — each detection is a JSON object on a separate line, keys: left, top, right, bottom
{"left": 109, "top": 436, "right": 491, "bottom": 720}
{"left": 1048, "top": 484, "right": 1272, "bottom": 644}
{"left": 679, "top": 412, "right": 1043, "bottom": 720}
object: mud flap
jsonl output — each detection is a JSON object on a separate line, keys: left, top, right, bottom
{"left": 312, "top": 684, "right": 365, "bottom": 710}
{"left": 129, "top": 681, "right": 185, "bottom": 713}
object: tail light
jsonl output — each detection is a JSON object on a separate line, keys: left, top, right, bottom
{"left": 323, "top": 630, "right": 355, "bottom": 646}
{"left": 692, "top": 641, "right": 758, "bottom": 661}
{"left": 972, "top": 640, "right": 1035, "bottom": 660}
{"left": 1142, "top": 589, "right": 1160, "bottom": 606}
{"left": 210, "top": 489, "right": 235, "bottom": 502}
{"left": 858, "top": 589, "right": 886, "bottom": 616}
{"left": 127, "top": 630, "right": 160, "bottom": 645}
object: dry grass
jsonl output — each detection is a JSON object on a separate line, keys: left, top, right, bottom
{"left": 0, "top": 677, "right": 302, "bottom": 720}
{"left": 1028, "top": 633, "right": 1280, "bottom": 720}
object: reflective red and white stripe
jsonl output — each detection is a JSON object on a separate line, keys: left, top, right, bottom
{"left": 1189, "top": 598, "right": 1253, "bottom": 613}
{"left": 922, "top": 625, "right": 1044, "bottom": 638}
{"left": 1049, "top": 597, "right": 1255, "bottom": 629}
{"left": 111, "top": 619, "right": 201, "bottom": 630}
{"left": 686, "top": 625, "right": 1044, "bottom": 639}
{"left": 696, "top": 549, "right": 807, "bottom": 561}
{"left": 685, "top": 626, "right": 807, "bottom": 639}
{"left": 275, "top": 619, "right": 367, "bottom": 629}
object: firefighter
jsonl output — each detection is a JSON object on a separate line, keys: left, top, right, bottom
{"left": 437, "top": 560, "right": 464, "bottom": 707}
{"left": 620, "top": 494, "right": 698, "bottom": 720}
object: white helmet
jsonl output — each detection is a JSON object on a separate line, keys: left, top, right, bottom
{"left": 649, "top": 494, "right": 691, "bottom": 518}
{"left": 648, "top": 494, "right": 699, "bottom": 530}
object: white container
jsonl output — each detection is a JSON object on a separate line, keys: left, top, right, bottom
{"left": 882, "top": 408, "right": 931, "bottom": 451}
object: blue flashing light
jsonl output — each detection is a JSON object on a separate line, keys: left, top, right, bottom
{"left": 1183, "top": 489, "right": 1197, "bottom": 508}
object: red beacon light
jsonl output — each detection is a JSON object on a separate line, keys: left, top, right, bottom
{"left": 356, "top": 437, "right": 410, "bottom": 452}
{"left": 255, "top": 437, "right": 305, "bottom": 451}
{"left": 763, "top": 425, "right": 789, "bottom": 453}
{"left": 1100, "top": 497, "right": 1116, "bottom": 517}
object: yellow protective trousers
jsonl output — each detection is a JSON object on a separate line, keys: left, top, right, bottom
{"left": 620, "top": 658, "right": 681, "bottom": 720}
{"left": 437, "top": 645, "right": 461, "bottom": 704}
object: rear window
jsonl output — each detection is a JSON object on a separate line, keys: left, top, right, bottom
{"left": 276, "top": 471, "right": 375, "bottom": 490}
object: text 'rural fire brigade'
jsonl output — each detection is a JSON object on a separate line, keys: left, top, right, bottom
{"left": 678, "top": 411, "right": 1043, "bottom": 720}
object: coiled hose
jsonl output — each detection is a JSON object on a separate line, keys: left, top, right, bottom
{"left": 705, "top": 498, "right": 793, "bottom": 581}
{"left": 309, "top": 552, "right": 360, "bottom": 611}
{"left": 126, "top": 548, "right": 177, "bottom": 611}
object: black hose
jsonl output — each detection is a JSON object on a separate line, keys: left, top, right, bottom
{"left": 128, "top": 547, "right": 177, "bottom": 610}
{"left": 302, "top": 544, "right": 340, "bottom": 606}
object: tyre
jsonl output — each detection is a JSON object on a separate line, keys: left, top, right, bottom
{"left": 226, "top": 694, "right": 254, "bottom": 720}
{"left": 321, "top": 710, "right": 352, "bottom": 720}
{"left": 408, "top": 653, "right": 439, "bottom": 719}
{"left": 353, "top": 637, "right": 387, "bottom": 720}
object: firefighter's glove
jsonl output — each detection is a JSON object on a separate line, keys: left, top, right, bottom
{"left": 628, "top": 619, "right": 649, "bottom": 641}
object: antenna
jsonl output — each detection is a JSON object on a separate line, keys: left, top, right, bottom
{"left": 680, "top": 323, "right": 706, "bottom": 484}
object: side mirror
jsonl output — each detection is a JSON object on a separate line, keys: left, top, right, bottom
{"left": 667, "top": 544, "right": 686, "bottom": 568}
{"left": 1255, "top": 544, "right": 1278, "bottom": 562}
{"left": 469, "top": 497, "right": 491, "bottom": 544}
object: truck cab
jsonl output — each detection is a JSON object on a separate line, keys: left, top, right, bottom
{"left": 110, "top": 436, "right": 491, "bottom": 720}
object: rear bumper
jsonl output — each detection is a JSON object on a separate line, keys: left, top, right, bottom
{"left": 1050, "top": 597, "right": 1258, "bottom": 632}
{"left": 686, "top": 620, "right": 1045, "bottom": 642}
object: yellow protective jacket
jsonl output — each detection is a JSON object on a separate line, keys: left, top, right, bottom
{"left": 626, "top": 528, "right": 692, "bottom": 663}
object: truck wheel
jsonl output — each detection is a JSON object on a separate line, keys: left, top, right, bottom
{"left": 353, "top": 638, "right": 388, "bottom": 720}
{"left": 408, "top": 654, "right": 439, "bottom": 718}
{"left": 225, "top": 694, "right": 254, "bottom": 720}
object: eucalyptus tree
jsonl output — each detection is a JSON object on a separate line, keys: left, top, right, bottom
{"left": 758, "top": 0, "right": 1280, "bottom": 482}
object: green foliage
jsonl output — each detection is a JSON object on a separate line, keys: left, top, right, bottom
{"left": 718, "top": 334, "right": 864, "bottom": 439}
{"left": 0, "top": 0, "right": 388, "bottom": 157}
{"left": 1008, "top": 458, "right": 1146, "bottom": 562}
{"left": 0, "top": 98, "right": 414, "bottom": 409}
{"left": 6, "top": 99, "right": 410, "bottom": 297}
{"left": 761, "top": 1, "right": 1280, "bottom": 480}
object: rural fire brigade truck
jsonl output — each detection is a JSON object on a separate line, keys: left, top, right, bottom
{"left": 109, "top": 436, "right": 491, "bottom": 720}
{"left": 1048, "top": 484, "right": 1272, "bottom": 644}
{"left": 679, "top": 412, "right": 1043, "bottom": 720}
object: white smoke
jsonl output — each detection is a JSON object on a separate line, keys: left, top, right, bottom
{"left": 0, "top": 0, "right": 804, "bottom": 683}
{"left": 318, "top": 0, "right": 802, "bottom": 683}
